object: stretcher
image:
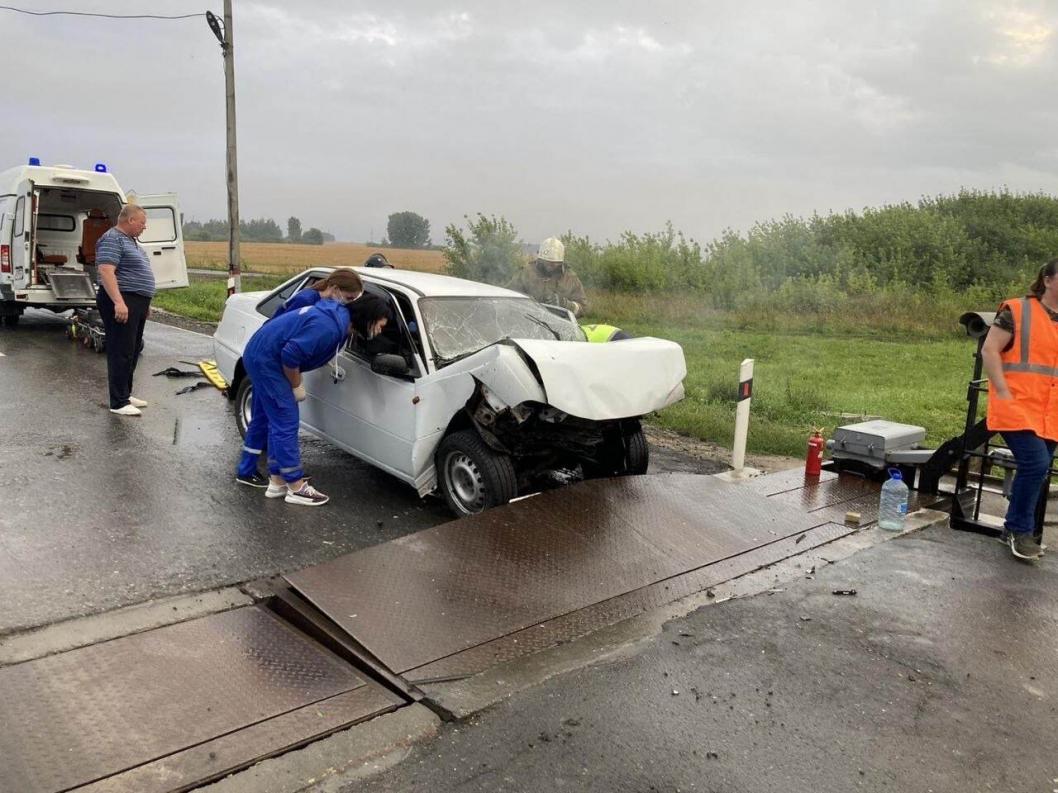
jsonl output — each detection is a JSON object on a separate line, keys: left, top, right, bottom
{"left": 65, "top": 308, "right": 106, "bottom": 353}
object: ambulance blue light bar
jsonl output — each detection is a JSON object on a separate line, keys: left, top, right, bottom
{"left": 94, "top": 163, "right": 107, "bottom": 173}
{"left": 28, "top": 157, "right": 41, "bottom": 166}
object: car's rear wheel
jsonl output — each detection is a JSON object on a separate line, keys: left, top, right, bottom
{"left": 436, "top": 429, "right": 517, "bottom": 516}
{"left": 235, "top": 376, "right": 253, "bottom": 439}
{"left": 2, "top": 313, "right": 20, "bottom": 327}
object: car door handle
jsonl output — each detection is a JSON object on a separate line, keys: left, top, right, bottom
{"left": 152, "top": 250, "right": 161, "bottom": 255}
{"left": 160, "top": 246, "right": 176, "bottom": 250}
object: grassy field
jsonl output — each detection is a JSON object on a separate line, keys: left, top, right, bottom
{"left": 156, "top": 275, "right": 976, "bottom": 457}
{"left": 185, "top": 241, "right": 445, "bottom": 275}
{"left": 586, "top": 292, "right": 974, "bottom": 456}
{"left": 153, "top": 275, "right": 285, "bottom": 322}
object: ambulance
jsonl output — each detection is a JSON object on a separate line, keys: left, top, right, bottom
{"left": 0, "top": 157, "right": 188, "bottom": 326}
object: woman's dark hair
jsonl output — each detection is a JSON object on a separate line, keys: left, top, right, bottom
{"left": 309, "top": 268, "right": 363, "bottom": 294}
{"left": 348, "top": 292, "right": 393, "bottom": 337}
{"left": 1030, "top": 258, "right": 1058, "bottom": 298}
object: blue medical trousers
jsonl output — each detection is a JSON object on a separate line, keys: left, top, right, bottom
{"left": 1000, "top": 430, "right": 1056, "bottom": 536}
{"left": 236, "top": 356, "right": 304, "bottom": 483}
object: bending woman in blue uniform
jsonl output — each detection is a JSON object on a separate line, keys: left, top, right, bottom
{"left": 235, "top": 291, "right": 358, "bottom": 506}
{"left": 272, "top": 269, "right": 363, "bottom": 320}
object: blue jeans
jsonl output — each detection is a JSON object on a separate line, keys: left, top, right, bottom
{"left": 1000, "top": 431, "right": 1056, "bottom": 536}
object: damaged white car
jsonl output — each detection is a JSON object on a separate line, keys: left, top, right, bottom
{"left": 213, "top": 267, "right": 686, "bottom": 516}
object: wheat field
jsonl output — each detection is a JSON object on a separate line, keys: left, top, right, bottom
{"left": 184, "top": 241, "right": 446, "bottom": 275}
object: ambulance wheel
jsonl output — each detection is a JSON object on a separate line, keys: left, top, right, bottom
{"left": 1, "top": 314, "right": 19, "bottom": 327}
{"left": 436, "top": 429, "right": 517, "bottom": 516}
{"left": 235, "top": 377, "right": 253, "bottom": 439}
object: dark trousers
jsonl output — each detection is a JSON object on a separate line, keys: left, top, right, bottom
{"left": 1000, "top": 430, "right": 1056, "bottom": 536}
{"left": 97, "top": 291, "right": 151, "bottom": 409}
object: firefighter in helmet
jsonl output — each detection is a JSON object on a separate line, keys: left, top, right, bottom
{"left": 507, "top": 237, "right": 588, "bottom": 318}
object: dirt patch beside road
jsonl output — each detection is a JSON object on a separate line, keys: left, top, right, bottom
{"left": 645, "top": 425, "right": 802, "bottom": 475}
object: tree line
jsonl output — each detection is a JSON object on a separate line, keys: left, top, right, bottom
{"left": 443, "top": 190, "right": 1058, "bottom": 306}
{"left": 181, "top": 211, "right": 435, "bottom": 249}
{"left": 182, "top": 217, "right": 334, "bottom": 245}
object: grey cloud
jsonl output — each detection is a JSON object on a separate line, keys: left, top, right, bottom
{"left": 1, "top": 0, "right": 1055, "bottom": 245}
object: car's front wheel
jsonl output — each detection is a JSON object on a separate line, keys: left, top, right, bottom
{"left": 436, "top": 429, "right": 518, "bottom": 516}
{"left": 583, "top": 426, "right": 650, "bottom": 478}
{"left": 235, "top": 376, "right": 253, "bottom": 439}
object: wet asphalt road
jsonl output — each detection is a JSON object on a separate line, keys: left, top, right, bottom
{"left": 0, "top": 311, "right": 713, "bottom": 635}
{"left": 350, "top": 525, "right": 1058, "bottom": 793}
{"left": 0, "top": 311, "right": 454, "bottom": 634}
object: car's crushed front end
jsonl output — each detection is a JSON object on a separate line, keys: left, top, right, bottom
{"left": 451, "top": 338, "right": 686, "bottom": 486}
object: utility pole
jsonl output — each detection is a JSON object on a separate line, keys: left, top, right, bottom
{"left": 206, "top": 4, "right": 240, "bottom": 295}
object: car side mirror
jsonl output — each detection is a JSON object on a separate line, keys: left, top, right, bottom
{"left": 371, "top": 353, "right": 410, "bottom": 377}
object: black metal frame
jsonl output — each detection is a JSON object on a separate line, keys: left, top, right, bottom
{"left": 945, "top": 328, "right": 1049, "bottom": 541}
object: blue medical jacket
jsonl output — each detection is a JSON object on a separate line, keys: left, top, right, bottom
{"left": 272, "top": 288, "right": 321, "bottom": 319}
{"left": 245, "top": 299, "right": 351, "bottom": 374}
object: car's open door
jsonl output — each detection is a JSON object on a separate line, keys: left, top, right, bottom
{"left": 134, "top": 193, "right": 189, "bottom": 290}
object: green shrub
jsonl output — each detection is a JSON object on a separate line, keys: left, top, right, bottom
{"left": 563, "top": 189, "right": 1058, "bottom": 307}
{"left": 443, "top": 214, "right": 523, "bottom": 285}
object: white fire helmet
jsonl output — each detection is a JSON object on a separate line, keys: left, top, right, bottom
{"left": 537, "top": 237, "right": 565, "bottom": 264}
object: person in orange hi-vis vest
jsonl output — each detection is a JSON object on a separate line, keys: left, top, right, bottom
{"left": 981, "top": 257, "right": 1058, "bottom": 561}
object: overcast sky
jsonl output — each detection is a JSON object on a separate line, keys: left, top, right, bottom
{"left": 2, "top": 1, "right": 1055, "bottom": 244}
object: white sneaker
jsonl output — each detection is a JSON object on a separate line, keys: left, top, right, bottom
{"left": 109, "top": 404, "right": 142, "bottom": 416}
{"left": 285, "top": 483, "right": 329, "bottom": 506}
{"left": 265, "top": 481, "right": 288, "bottom": 499}
{"left": 128, "top": 396, "right": 149, "bottom": 408}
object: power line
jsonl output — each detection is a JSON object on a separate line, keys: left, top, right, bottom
{"left": 0, "top": 5, "right": 205, "bottom": 19}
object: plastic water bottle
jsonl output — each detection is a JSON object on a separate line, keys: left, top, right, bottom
{"left": 878, "top": 468, "right": 909, "bottom": 531}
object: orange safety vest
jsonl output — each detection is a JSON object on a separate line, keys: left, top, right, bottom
{"left": 986, "top": 297, "right": 1058, "bottom": 441}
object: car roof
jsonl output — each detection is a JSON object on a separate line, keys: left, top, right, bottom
{"left": 314, "top": 267, "right": 526, "bottom": 298}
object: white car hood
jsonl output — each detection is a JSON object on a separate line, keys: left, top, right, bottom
{"left": 501, "top": 337, "right": 686, "bottom": 420}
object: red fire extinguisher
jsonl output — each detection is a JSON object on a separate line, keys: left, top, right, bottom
{"left": 805, "top": 429, "right": 825, "bottom": 477}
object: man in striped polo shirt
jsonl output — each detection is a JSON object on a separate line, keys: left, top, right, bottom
{"left": 95, "top": 204, "right": 156, "bottom": 416}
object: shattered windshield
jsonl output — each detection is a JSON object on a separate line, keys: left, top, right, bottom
{"left": 419, "top": 297, "right": 585, "bottom": 364}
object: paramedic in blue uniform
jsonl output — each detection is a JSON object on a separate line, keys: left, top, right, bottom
{"left": 271, "top": 269, "right": 363, "bottom": 320}
{"left": 235, "top": 296, "right": 353, "bottom": 506}
{"left": 95, "top": 204, "right": 154, "bottom": 417}
{"left": 235, "top": 291, "right": 392, "bottom": 506}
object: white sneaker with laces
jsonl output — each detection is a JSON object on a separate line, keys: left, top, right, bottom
{"left": 265, "top": 481, "right": 288, "bottom": 499}
{"left": 128, "top": 396, "right": 149, "bottom": 408}
{"left": 285, "top": 483, "right": 329, "bottom": 506}
{"left": 109, "top": 404, "right": 142, "bottom": 417}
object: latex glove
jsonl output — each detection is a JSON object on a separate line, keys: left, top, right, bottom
{"left": 292, "top": 384, "right": 308, "bottom": 402}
